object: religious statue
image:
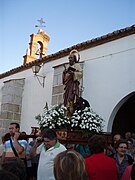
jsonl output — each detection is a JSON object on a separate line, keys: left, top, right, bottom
{"left": 63, "top": 49, "right": 83, "bottom": 117}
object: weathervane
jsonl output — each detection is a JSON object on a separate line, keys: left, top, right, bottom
{"left": 35, "top": 18, "right": 46, "bottom": 29}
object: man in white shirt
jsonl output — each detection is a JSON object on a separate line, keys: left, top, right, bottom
{"left": 30, "top": 129, "right": 66, "bottom": 180}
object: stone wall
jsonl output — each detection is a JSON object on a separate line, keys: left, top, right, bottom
{"left": 0, "top": 79, "right": 25, "bottom": 138}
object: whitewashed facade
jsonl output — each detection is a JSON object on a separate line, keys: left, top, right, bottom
{"left": 0, "top": 25, "right": 135, "bottom": 136}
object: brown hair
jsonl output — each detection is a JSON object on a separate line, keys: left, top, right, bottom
{"left": 88, "top": 135, "right": 105, "bottom": 154}
{"left": 41, "top": 129, "right": 57, "bottom": 140}
{"left": 1, "top": 157, "right": 26, "bottom": 180}
{"left": 54, "top": 150, "right": 88, "bottom": 180}
{"left": 115, "top": 139, "right": 128, "bottom": 150}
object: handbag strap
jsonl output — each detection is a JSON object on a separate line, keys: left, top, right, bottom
{"left": 9, "top": 137, "right": 19, "bottom": 157}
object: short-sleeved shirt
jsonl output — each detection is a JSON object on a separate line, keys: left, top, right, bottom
{"left": 4, "top": 138, "right": 27, "bottom": 158}
{"left": 37, "top": 141, "right": 66, "bottom": 180}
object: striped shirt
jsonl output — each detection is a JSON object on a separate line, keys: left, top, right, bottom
{"left": 4, "top": 139, "right": 27, "bottom": 158}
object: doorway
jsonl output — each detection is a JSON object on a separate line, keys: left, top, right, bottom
{"left": 112, "top": 93, "right": 135, "bottom": 138}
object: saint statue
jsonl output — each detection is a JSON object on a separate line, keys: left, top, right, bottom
{"left": 63, "top": 49, "right": 83, "bottom": 117}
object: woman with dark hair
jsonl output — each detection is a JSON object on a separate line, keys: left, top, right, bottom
{"left": 54, "top": 150, "right": 88, "bottom": 180}
{"left": 85, "top": 135, "right": 118, "bottom": 180}
{"left": 110, "top": 139, "right": 133, "bottom": 179}
{"left": 1, "top": 157, "right": 26, "bottom": 180}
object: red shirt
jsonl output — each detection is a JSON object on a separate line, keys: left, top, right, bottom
{"left": 121, "top": 165, "right": 132, "bottom": 180}
{"left": 85, "top": 152, "right": 118, "bottom": 180}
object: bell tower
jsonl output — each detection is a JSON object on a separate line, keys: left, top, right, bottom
{"left": 23, "top": 18, "right": 50, "bottom": 64}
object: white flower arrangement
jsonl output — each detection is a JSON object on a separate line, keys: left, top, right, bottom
{"left": 35, "top": 104, "right": 104, "bottom": 134}
{"left": 36, "top": 104, "right": 70, "bottom": 130}
{"left": 70, "top": 107, "right": 104, "bottom": 133}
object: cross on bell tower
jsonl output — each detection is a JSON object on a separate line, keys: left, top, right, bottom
{"left": 23, "top": 18, "right": 50, "bottom": 64}
{"left": 35, "top": 18, "right": 46, "bottom": 29}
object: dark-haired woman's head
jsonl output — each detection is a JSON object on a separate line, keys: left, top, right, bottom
{"left": 88, "top": 135, "right": 105, "bottom": 154}
{"left": 115, "top": 139, "right": 128, "bottom": 157}
{"left": 1, "top": 157, "right": 26, "bottom": 180}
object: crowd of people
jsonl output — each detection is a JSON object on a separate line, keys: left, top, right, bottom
{"left": 0, "top": 122, "right": 135, "bottom": 180}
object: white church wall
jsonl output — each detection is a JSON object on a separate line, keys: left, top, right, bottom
{"left": 0, "top": 57, "right": 68, "bottom": 133}
{"left": 0, "top": 33, "right": 135, "bottom": 134}
{"left": 83, "top": 34, "right": 135, "bottom": 132}
{"left": 19, "top": 57, "right": 69, "bottom": 133}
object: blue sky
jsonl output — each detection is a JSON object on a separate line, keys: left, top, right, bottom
{"left": 0, "top": 0, "right": 135, "bottom": 74}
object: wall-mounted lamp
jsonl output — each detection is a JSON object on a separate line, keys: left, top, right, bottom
{"left": 32, "top": 65, "right": 46, "bottom": 88}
